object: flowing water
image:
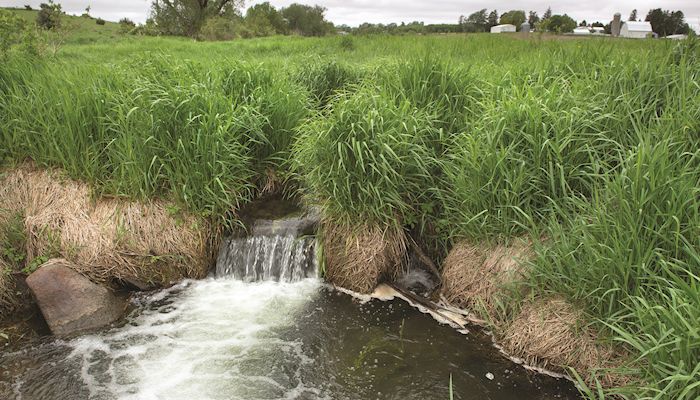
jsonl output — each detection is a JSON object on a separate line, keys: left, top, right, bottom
{"left": 0, "top": 233, "right": 580, "bottom": 400}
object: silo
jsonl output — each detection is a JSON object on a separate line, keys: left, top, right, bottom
{"left": 611, "top": 13, "right": 622, "bottom": 37}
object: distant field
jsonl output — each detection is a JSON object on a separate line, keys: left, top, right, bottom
{"left": 3, "top": 7, "right": 123, "bottom": 44}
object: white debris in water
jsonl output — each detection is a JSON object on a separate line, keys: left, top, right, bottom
{"left": 486, "top": 372, "right": 495, "bottom": 380}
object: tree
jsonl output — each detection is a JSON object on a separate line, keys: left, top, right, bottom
{"left": 628, "top": 9, "right": 637, "bottom": 22}
{"left": 645, "top": 9, "right": 689, "bottom": 37}
{"left": 150, "top": 0, "right": 244, "bottom": 37}
{"left": 528, "top": 11, "right": 540, "bottom": 28}
{"left": 579, "top": 20, "right": 587, "bottom": 27}
{"left": 85, "top": 5, "right": 91, "bottom": 15}
{"left": 280, "top": 4, "right": 332, "bottom": 37}
{"left": 460, "top": 9, "right": 488, "bottom": 32}
{"left": 500, "top": 10, "right": 526, "bottom": 28}
{"left": 245, "top": 2, "right": 286, "bottom": 36}
{"left": 199, "top": 15, "right": 237, "bottom": 40}
{"left": 543, "top": 7, "right": 552, "bottom": 20}
{"left": 487, "top": 9, "right": 498, "bottom": 28}
{"left": 538, "top": 14, "right": 576, "bottom": 34}
{"left": 37, "top": 1, "right": 62, "bottom": 30}
{"left": 119, "top": 17, "right": 136, "bottom": 33}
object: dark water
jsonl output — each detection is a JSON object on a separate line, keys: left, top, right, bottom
{"left": 0, "top": 277, "right": 579, "bottom": 400}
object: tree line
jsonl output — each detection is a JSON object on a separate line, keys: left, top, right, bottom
{"left": 149, "top": 0, "right": 333, "bottom": 39}
{"left": 457, "top": 7, "right": 692, "bottom": 36}
{"left": 11, "top": 1, "right": 698, "bottom": 41}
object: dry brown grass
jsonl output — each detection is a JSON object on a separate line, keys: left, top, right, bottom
{"left": 440, "top": 239, "right": 626, "bottom": 385}
{"left": 441, "top": 239, "right": 532, "bottom": 319}
{"left": 500, "top": 297, "right": 627, "bottom": 387}
{"left": 0, "top": 164, "right": 213, "bottom": 294}
{"left": 0, "top": 167, "right": 27, "bottom": 316}
{"left": 259, "top": 167, "right": 283, "bottom": 197}
{"left": 323, "top": 221, "right": 407, "bottom": 293}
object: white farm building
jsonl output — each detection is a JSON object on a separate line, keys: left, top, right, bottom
{"left": 620, "top": 21, "right": 653, "bottom": 38}
{"left": 490, "top": 24, "right": 516, "bottom": 33}
{"left": 573, "top": 26, "right": 591, "bottom": 35}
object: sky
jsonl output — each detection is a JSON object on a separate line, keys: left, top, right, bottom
{"left": 2, "top": 0, "right": 699, "bottom": 31}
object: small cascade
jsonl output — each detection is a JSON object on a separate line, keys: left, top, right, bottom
{"left": 216, "top": 235, "right": 317, "bottom": 282}
{"left": 215, "top": 203, "right": 320, "bottom": 282}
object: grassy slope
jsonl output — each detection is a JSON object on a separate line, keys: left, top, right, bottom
{"left": 0, "top": 25, "right": 698, "bottom": 399}
{"left": 3, "top": 7, "right": 123, "bottom": 44}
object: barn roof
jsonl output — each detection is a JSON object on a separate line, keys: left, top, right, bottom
{"left": 623, "top": 21, "right": 652, "bottom": 32}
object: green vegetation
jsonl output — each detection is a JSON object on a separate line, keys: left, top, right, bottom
{"left": 8, "top": 7, "right": 122, "bottom": 44}
{"left": 0, "top": 8, "right": 698, "bottom": 398}
{"left": 0, "top": 212, "right": 26, "bottom": 270}
{"left": 538, "top": 14, "right": 577, "bottom": 33}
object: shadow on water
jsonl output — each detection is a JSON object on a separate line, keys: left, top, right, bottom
{"left": 0, "top": 277, "right": 580, "bottom": 400}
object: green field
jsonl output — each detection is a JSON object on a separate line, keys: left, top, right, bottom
{"left": 6, "top": 7, "right": 123, "bottom": 44}
{"left": 1, "top": 10, "right": 699, "bottom": 399}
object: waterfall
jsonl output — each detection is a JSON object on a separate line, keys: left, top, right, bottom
{"left": 216, "top": 234, "right": 318, "bottom": 282}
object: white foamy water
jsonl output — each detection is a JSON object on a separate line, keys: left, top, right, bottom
{"left": 216, "top": 235, "right": 317, "bottom": 282}
{"left": 66, "top": 278, "right": 323, "bottom": 400}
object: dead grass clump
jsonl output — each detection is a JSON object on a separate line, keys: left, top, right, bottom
{"left": 0, "top": 166, "right": 29, "bottom": 219}
{"left": 0, "top": 167, "right": 30, "bottom": 316}
{"left": 441, "top": 239, "right": 532, "bottom": 319}
{"left": 1, "top": 164, "right": 213, "bottom": 289}
{"left": 500, "top": 297, "right": 626, "bottom": 387}
{"left": 323, "top": 221, "right": 407, "bottom": 293}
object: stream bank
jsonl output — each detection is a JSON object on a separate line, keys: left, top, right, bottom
{"left": 1, "top": 165, "right": 592, "bottom": 397}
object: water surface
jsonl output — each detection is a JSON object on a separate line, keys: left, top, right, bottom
{"left": 0, "top": 277, "right": 579, "bottom": 400}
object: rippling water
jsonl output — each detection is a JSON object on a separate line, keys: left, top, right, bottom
{"left": 0, "top": 276, "right": 579, "bottom": 400}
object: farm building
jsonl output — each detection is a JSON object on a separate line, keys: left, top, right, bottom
{"left": 490, "top": 24, "right": 516, "bottom": 33}
{"left": 620, "top": 21, "right": 653, "bottom": 38}
{"left": 573, "top": 27, "right": 591, "bottom": 35}
{"left": 592, "top": 27, "right": 605, "bottom": 34}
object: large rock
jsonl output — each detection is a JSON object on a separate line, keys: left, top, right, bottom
{"left": 26, "top": 259, "right": 126, "bottom": 335}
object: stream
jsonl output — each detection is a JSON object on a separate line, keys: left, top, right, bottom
{"left": 0, "top": 234, "right": 580, "bottom": 400}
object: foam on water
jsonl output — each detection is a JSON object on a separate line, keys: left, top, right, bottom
{"left": 66, "top": 278, "right": 323, "bottom": 400}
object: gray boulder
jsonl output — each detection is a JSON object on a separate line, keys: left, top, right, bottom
{"left": 26, "top": 259, "right": 126, "bottom": 335}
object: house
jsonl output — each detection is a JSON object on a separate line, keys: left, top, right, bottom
{"left": 620, "top": 21, "right": 653, "bottom": 38}
{"left": 592, "top": 27, "right": 605, "bottom": 34}
{"left": 490, "top": 24, "right": 516, "bottom": 33}
{"left": 573, "top": 26, "right": 591, "bottom": 35}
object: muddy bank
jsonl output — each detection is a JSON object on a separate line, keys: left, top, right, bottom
{"left": 0, "top": 164, "right": 215, "bottom": 342}
{"left": 322, "top": 230, "right": 627, "bottom": 387}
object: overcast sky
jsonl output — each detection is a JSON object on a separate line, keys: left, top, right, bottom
{"left": 3, "top": 0, "right": 699, "bottom": 30}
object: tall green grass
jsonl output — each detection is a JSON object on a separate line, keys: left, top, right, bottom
{"left": 294, "top": 85, "right": 445, "bottom": 228}
{"left": 0, "top": 53, "right": 308, "bottom": 223}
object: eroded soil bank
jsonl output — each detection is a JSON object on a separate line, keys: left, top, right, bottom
{"left": 1, "top": 165, "right": 603, "bottom": 394}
